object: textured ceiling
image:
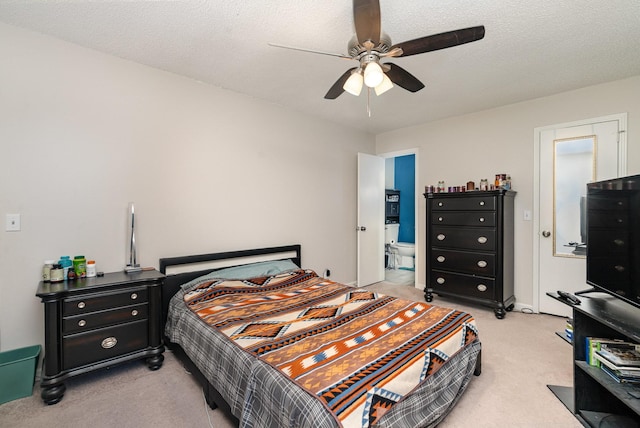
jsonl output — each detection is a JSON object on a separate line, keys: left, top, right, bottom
{"left": 1, "top": 0, "right": 639, "bottom": 134}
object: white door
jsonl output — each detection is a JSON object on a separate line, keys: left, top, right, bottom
{"left": 535, "top": 114, "right": 627, "bottom": 316}
{"left": 357, "top": 153, "right": 385, "bottom": 286}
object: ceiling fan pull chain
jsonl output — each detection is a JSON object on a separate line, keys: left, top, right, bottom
{"left": 367, "top": 88, "right": 371, "bottom": 117}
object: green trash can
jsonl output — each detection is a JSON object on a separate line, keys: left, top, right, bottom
{"left": 0, "top": 345, "right": 41, "bottom": 404}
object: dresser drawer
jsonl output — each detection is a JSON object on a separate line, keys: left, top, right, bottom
{"left": 587, "top": 230, "right": 629, "bottom": 255}
{"left": 587, "top": 256, "right": 631, "bottom": 284}
{"left": 587, "top": 211, "right": 628, "bottom": 228}
{"left": 431, "top": 196, "right": 496, "bottom": 211}
{"left": 588, "top": 195, "right": 628, "bottom": 211}
{"left": 62, "top": 320, "right": 148, "bottom": 370}
{"left": 432, "top": 211, "right": 496, "bottom": 227}
{"left": 430, "top": 270, "right": 495, "bottom": 300}
{"left": 63, "top": 303, "right": 148, "bottom": 334}
{"left": 64, "top": 287, "right": 148, "bottom": 316}
{"left": 431, "top": 227, "right": 496, "bottom": 251}
{"left": 431, "top": 249, "right": 496, "bottom": 276}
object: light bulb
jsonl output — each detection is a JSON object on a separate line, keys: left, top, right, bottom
{"left": 343, "top": 71, "right": 363, "bottom": 96}
{"left": 364, "top": 62, "right": 383, "bottom": 88}
{"left": 374, "top": 73, "right": 394, "bottom": 96}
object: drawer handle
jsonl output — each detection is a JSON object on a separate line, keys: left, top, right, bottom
{"left": 479, "top": 217, "right": 485, "bottom": 222}
{"left": 131, "top": 309, "right": 139, "bottom": 316}
{"left": 77, "top": 301, "right": 86, "bottom": 309}
{"left": 617, "top": 218, "right": 624, "bottom": 223}
{"left": 436, "top": 256, "right": 445, "bottom": 263}
{"left": 438, "top": 217, "right": 443, "bottom": 222}
{"left": 613, "top": 239, "right": 625, "bottom": 246}
{"left": 130, "top": 293, "right": 138, "bottom": 300}
{"left": 477, "top": 284, "right": 487, "bottom": 292}
{"left": 437, "top": 234, "right": 446, "bottom": 241}
{"left": 477, "top": 260, "right": 488, "bottom": 268}
{"left": 438, "top": 202, "right": 443, "bottom": 207}
{"left": 436, "top": 277, "right": 445, "bottom": 285}
{"left": 78, "top": 320, "right": 86, "bottom": 327}
{"left": 479, "top": 201, "right": 485, "bottom": 206}
{"left": 615, "top": 265, "right": 625, "bottom": 272}
{"left": 477, "top": 236, "right": 488, "bottom": 244}
{"left": 101, "top": 337, "right": 117, "bottom": 349}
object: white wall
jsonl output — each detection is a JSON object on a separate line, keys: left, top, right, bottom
{"left": 0, "top": 23, "right": 374, "bottom": 351}
{"left": 376, "top": 75, "right": 640, "bottom": 309}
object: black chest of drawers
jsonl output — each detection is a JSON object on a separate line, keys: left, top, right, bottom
{"left": 35, "top": 270, "right": 165, "bottom": 404}
{"left": 425, "top": 190, "right": 516, "bottom": 318}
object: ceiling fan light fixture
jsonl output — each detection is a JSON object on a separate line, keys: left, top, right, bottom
{"left": 374, "top": 73, "right": 393, "bottom": 96}
{"left": 363, "top": 61, "right": 384, "bottom": 88}
{"left": 343, "top": 70, "right": 363, "bottom": 96}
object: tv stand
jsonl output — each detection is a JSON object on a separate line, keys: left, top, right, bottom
{"left": 574, "top": 287, "right": 597, "bottom": 296}
{"left": 546, "top": 291, "right": 640, "bottom": 426}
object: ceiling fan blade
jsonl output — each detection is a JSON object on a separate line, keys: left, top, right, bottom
{"left": 325, "top": 68, "right": 358, "bottom": 99}
{"left": 392, "top": 26, "right": 485, "bottom": 57}
{"left": 385, "top": 63, "right": 425, "bottom": 93}
{"left": 268, "top": 43, "right": 352, "bottom": 59}
{"left": 353, "top": 0, "right": 381, "bottom": 47}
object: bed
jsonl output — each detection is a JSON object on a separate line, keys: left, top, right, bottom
{"left": 160, "top": 244, "right": 481, "bottom": 428}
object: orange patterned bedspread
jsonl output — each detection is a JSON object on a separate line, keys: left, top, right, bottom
{"left": 184, "top": 269, "right": 477, "bottom": 428}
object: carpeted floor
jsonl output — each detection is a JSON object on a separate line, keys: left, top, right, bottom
{"left": 0, "top": 282, "right": 582, "bottom": 428}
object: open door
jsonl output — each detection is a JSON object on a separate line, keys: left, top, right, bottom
{"left": 357, "top": 153, "right": 385, "bottom": 286}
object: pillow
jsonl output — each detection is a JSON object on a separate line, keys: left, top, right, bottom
{"left": 180, "top": 259, "right": 299, "bottom": 291}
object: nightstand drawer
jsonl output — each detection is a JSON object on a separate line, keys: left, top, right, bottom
{"left": 63, "top": 303, "right": 148, "bottom": 334}
{"left": 64, "top": 287, "right": 148, "bottom": 316}
{"left": 63, "top": 320, "right": 148, "bottom": 370}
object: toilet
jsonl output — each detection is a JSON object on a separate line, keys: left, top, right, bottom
{"left": 384, "top": 223, "right": 415, "bottom": 269}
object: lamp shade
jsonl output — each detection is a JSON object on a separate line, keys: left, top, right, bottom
{"left": 364, "top": 62, "right": 384, "bottom": 88}
{"left": 374, "top": 73, "right": 394, "bottom": 96}
{"left": 343, "top": 71, "right": 363, "bottom": 96}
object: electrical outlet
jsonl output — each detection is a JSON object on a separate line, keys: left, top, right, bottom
{"left": 523, "top": 210, "right": 532, "bottom": 221}
{"left": 6, "top": 213, "right": 21, "bottom": 231}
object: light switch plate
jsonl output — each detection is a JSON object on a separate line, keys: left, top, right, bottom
{"left": 6, "top": 213, "right": 21, "bottom": 231}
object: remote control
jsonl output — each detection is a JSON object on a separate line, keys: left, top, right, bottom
{"left": 557, "top": 290, "right": 581, "bottom": 305}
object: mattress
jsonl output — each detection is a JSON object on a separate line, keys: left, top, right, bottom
{"left": 165, "top": 268, "right": 480, "bottom": 428}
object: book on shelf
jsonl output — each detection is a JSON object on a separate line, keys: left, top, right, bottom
{"left": 564, "top": 318, "right": 573, "bottom": 341}
{"left": 599, "top": 362, "right": 640, "bottom": 384}
{"left": 595, "top": 351, "right": 640, "bottom": 376}
{"left": 584, "top": 337, "right": 629, "bottom": 367}
{"left": 597, "top": 342, "right": 640, "bottom": 367}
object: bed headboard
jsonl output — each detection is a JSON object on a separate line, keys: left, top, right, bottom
{"left": 159, "top": 244, "right": 301, "bottom": 326}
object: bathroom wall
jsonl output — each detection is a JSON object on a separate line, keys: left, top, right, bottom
{"left": 395, "top": 155, "right": 415, "bottom": 243}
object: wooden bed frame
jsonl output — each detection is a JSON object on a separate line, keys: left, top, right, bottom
{"left": 159, "top": 243, "right": 481, "bottom": 425}
{"left": 159, "top": 244, "right": 302, "bottom": 423}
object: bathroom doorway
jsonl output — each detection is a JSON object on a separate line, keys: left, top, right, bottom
{"left": 383, "top": 150, "right": 417, "bottom": 287}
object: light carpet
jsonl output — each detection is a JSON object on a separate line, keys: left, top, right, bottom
{"left": 0, "top": 282, "right": 581, "bottom": 428}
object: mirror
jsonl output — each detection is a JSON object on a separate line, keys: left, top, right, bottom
{"left": 553, "top": 135, "right": 596, "bottom": 257}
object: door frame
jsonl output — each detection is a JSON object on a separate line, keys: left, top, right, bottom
{"left": 379, "top": 148, "right": 420, "bottom": 290}
{"left": 532, "top": 113, "right": 627, "bottom": 312}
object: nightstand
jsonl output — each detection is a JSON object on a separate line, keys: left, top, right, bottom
{"left": 35, "top": 269, "right": 165, "bottom": 405}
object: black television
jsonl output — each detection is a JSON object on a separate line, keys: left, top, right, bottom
{"left": 585, "top": 174, "right": 640, "bottom": 308}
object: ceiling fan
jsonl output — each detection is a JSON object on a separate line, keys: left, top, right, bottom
{"left": 270, "top": 0, "right": 485, "bottom": 100}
